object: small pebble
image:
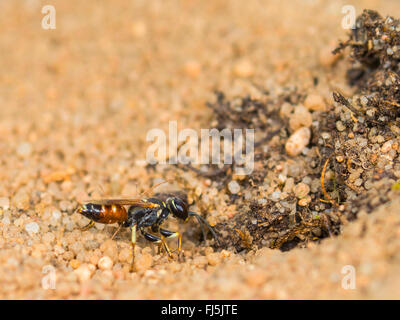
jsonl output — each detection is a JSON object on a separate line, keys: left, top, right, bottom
{"left": 63, "top": 251, "right": 74, "bottom": 261}
{"left": 293, "top": 183, "right": 310, "bottom": 198}
{"left": 192, "top": 256, "right": 208, "bottom": 268}
{"left": 98, "top": 256, "right": 114, "bottom": 270}
{"left": 298, "top": 196, "right": 311, "bottom": 206}
{"left": 228, "top": 180, "right": 240, "bottom": 194}
{"left": 183, "top": 60, "right": 201, "bottom": 78}
{"left": 336, "top": 155, "right": 344, "bottom": 163}
{"left": 258, "top": 198, "right": 267, "bottom": 205}
{"left": 244, "top": 269, "right": 268, "bottom": 287}
{"left": 16, "top": 142, "right": 32, "bottom": 157}
{"left": 206, "top": 252, "right": 222, "bottom": 266}
{"left": 289, "top": 105, "right": 313, "bottom": 131}
{"left": 354, "top": 178, "right": 363, "bottom": 187}
{"left": 280, "top": 102, "right": 294, "bottom": 118}
{"left": 0, "top": 197, "right": 10, "bottom": 210}
{"left": 119, "top": 248, "right": 131, "bottom": 263}
{"left": 134, "top": 253, "right": 153, "bottom": 272}
{"left": 89, "top": 253, "right": 100, "bottom": 265}
{"left": 270, "top": 191, "right": 281, "bottom": 202}
{"left": 54, "top": 245, "right": 65, "bottom": 256}
{"left": 360, "top": 96, "right": 369, "bottom": 107}
{"left": 13, "top": 190, "right": 30, "bottom": 210}
{"left": 100, "top": 239, "right": 119, "bottom": 261}
{"left": 75, "top": 264, "right": 95, "bottom": 282}
{"left": 336, "top": 121, "right": 346, "bottom": 132}
{"left": 168, "top": 262, "right": 182, "bottom": 273}
{"left": 2, "top": 216, "right": 10, "bottom": 225}
{"left": 42, "top": 232, "right": 55, "bottom": 243}
{"left": 52, "top": 210, "right": 61, "bottom": 220}
{"left": 233, "top": 60, "right": 254, "bottom": 77}
{"left": 321, "top": 132, "right": 331, "bottom": 140}
{"left": 376, "top": 135, "right": 385, "bottom": 143}
{"left": 59, "top": 201, "right": 73, "bottom": 212}
{"left": 70, "top": 259, "right": 81, "bottom": 269}
{"left": 283, "top": 178, "right": 294, "bottom": 193}
{"left": 304, "top": 94, "right": 327, "bottom": 111}
{"left": 285, "top": 127, "right": 311, "bottom": 157}
{"left": 381, "top": 140, "right": 393, "bottom": 153}
{"left": 25, "top": 222, "right": 39, "bottom": 235}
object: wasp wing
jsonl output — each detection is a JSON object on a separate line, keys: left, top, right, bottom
{"left": 82, "top": 198, "right": 159, "bottom": 208}
{"left": 153, "top": 191, "right": 188, "bottom": 204}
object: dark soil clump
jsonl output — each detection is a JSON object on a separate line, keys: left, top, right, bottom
{"left": 179, "top": 9, "right": 400, "bottom": 253}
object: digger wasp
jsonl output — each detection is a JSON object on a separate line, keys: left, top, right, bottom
{"left": 75, "top": 189, "right": 220, "bottom": 271}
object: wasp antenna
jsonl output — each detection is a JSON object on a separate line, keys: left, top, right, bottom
{"left": 140, "top": 180, "right": 171, "bottom": 198}
{"left": 189, "top": 211, "right": 207, "bottom": 242}
{"left": 96, "top": 183, "right": 106, "bottom": 197}
{"left": 73, "top": 204, "right": 82, "bottom": 215}
{"left": 188, "top": 211, "right": 220, "bottom": 246}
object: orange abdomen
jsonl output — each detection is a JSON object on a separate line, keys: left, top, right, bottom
{"left": 78, "top": 203, "right": 128, "bottom": 224}
{"left": 97, "top": 205, "right": 128, "bottom": 224}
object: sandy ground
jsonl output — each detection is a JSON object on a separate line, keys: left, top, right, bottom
{"left": 1, "top": 0, "right": 400, "bottom": 299}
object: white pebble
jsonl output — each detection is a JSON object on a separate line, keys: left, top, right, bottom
{"left": 258, "top": 198, "right": 267, "bottom": 205}
{"left": 52, "top": 210, "right": 61, "bottom": 220}
{"left": 2, "top": 216, "right": 10, "bottom": 225}
{"left": 228, "top": 181, "right": 241, "bottom": 194}
{"left": 98, "top": 256, "right": 114, "bottom": 270}
{"left": 270, "top": 191, "right": 281, "bottom": 202}
{"left": 17, "top": 142, "right": 32, "bottom": 157}
{"left": 381, "top": 140, "right": 393, "bottom": 153}
{"left": 321, "top": 132, "right": 331, "bottom": 140}
{"left": 25, "top": 222, "right": 39, "bottom": 235}
{"left": 360, "top": 96, "right": 369, "bottom": 107}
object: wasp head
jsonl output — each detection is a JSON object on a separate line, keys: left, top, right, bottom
{"left": 166, "top": 197, "right": 188, "bottom": 221}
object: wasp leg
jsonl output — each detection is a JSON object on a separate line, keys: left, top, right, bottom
{"left": 159, "top": 228, "right": 183, "bottom": 261}
{"left": 140, "top": 228, "right": 175, "bottom": 259}
{"left": 130, "top": 224, "right": 137, "bottom": 272}
{"left": 111, "top": 223, "right": 123, "bottom": 240}
{"left": 191, "top": 214, "right": 208, "bottom": 242}
{"left": 176, "top": 233, "right": 183, "bottom": 262}
{"left": 188, "top": 211, "right": 220, "bottom": 246}
{"left": 80, "top": 220, "right": 95, "bottom": 231}
{"left": 156, "top": 241, "right": 168, "bottom": 256}
{"left": 160, "top": 235, "right": 175, "bottom": 260}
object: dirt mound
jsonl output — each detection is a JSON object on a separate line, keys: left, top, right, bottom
{"left": 173, "top": 10, "right": 400, "bottom": 254}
